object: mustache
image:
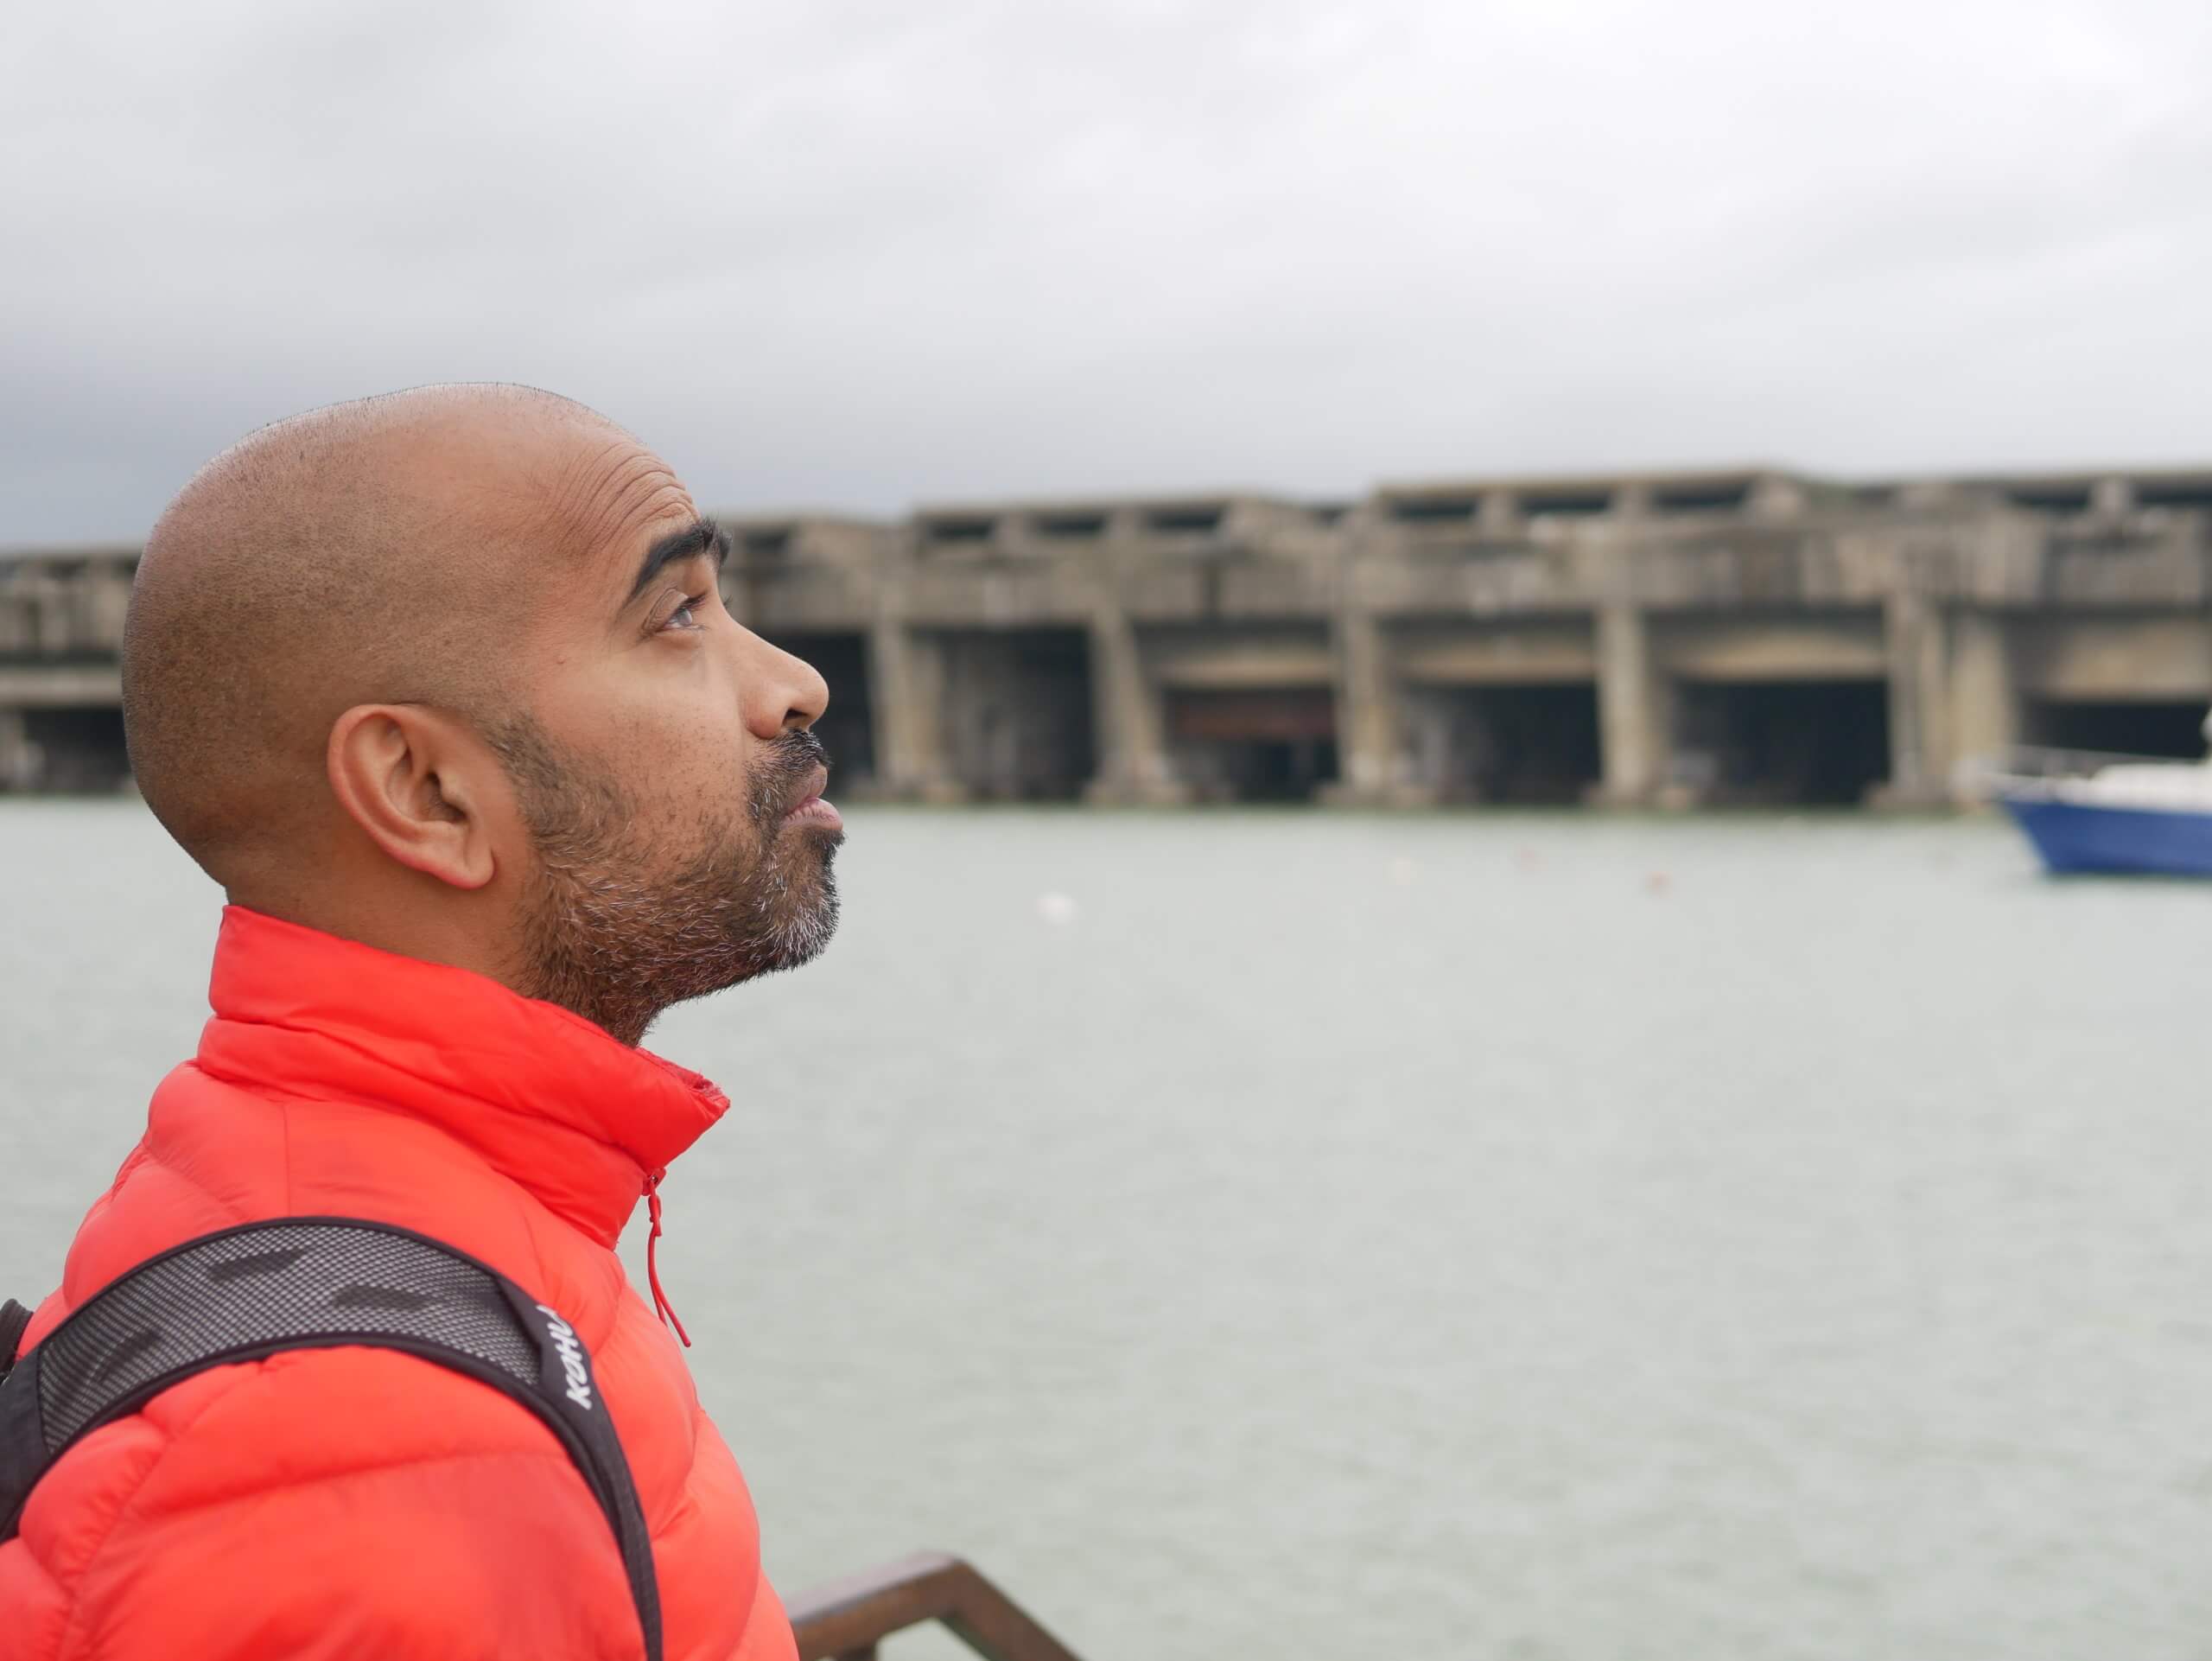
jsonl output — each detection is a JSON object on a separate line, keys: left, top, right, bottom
{"left": 749, "top": 728, "right": 830, "bottom": 825}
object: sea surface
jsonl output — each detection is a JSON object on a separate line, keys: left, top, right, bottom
{"left": 4, "top": 801, "right": 2209, "bottom": 1660}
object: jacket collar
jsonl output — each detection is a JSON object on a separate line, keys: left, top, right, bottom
{"left": 194, "top": 905, "right": 730, "bottom": 1247}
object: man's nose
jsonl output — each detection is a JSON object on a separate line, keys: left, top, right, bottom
{"left": 740, "top": 628, "right": 830, "bottom": 740}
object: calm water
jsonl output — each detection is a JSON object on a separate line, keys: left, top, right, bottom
{"left": 4, "top": 802, "right": 2209, "bottom": 1660}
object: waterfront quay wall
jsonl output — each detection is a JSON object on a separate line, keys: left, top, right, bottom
{"left": 7, "top": 466, "right": 2212, "bottom": 806}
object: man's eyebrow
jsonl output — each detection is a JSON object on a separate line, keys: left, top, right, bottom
{"left": 626, "top": 517, "right": 731, "bottom": 604}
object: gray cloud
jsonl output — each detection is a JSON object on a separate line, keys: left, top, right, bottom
{"left": 5, "top": 0, "right": 2210, "bottom": 542}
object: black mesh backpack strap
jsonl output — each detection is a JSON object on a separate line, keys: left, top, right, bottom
{"left": 0, "top": 1219, "right": 661, "bottom": 1661}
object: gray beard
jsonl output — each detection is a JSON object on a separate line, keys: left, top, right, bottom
{"left": 488, "top": 717, "right": 840, "bottom": 1046}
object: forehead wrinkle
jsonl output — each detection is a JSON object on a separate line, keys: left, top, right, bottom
{"left": 538, "top": 431, "right": 694, "bottom": 580}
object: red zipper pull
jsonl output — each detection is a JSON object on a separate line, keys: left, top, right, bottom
{"left": 643, "top": 1170, "right": 691, "bottom": 1348}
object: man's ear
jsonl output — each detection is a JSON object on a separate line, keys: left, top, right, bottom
{"left": 326, "top": 704, "right": 500, "bottom": 890}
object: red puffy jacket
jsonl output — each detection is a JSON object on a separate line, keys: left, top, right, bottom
{"left": 0, "top": 906, "right": 796, "bottom": 1661}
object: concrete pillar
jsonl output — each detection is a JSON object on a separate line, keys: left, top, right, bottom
{"left": 1748, "top": 474, "right": 1808, "bottom": 522}
{"left": 867, "top": 619, "right": 962, "bottom": 801}
{"left": 0, "top": 709, "right": 39, "bottom": 792}
{"left": 1084, "top": 609, "right": 1186, "bottom": 804}
{"left": 89, "top": 567, "right": 132, "bottom": 652}
{"left": 22, "top": 579, "right": 64, "bottom": 657}
{"left": 1948, "top": 612, "right": 2020, "bottom": 796}
{"left": 1324, "top": 609, "right": 1427, "bottom": 805}
{"left": 1877, "top": 589, "right": 1952, "bottom": 806}
{"left": 1593, "top": 603, "right": 1670, "bottom": 805}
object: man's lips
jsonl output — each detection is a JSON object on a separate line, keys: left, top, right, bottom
{"left": 781, "top": 763, "right": 841, "bottom": 831}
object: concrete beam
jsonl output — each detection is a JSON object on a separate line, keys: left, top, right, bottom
{"left": 1147, "top": 632, "right": 1335, "bottom": 690}
{"left": 1653, "top": 616, "right": 1887, "bottom": 682}
{"left": 2012, "top": 614, "right": 2212, "bottom": 701}
{"left": 1394, "top": 622, "right": 1596, "bottom": 686}
{"left": 0, "top": 666, "right": 122, "bottom": 706}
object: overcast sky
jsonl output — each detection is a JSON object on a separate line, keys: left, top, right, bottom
{"left": 6, "top": 0, "right": 2211, "bottom": 543}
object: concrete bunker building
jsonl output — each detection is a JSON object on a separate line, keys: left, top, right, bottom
{"left": 7, "top": 463, "right": 2212, "bottom": 805}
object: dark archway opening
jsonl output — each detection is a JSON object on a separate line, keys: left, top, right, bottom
{"left": 2023, "top": 698, "right": 2208, "bottom": 760}
{"left": 1407, "top": 684, "right": 1601, "bottom": 803}
{"left": 1167, "top": 689, "right": 1338, "bottom": 801}
{"left": 941, "top": 629, "right": 1096, "bottom": 799}
{"left": 23, "top": 706, "right": 130, "bottom": 792}
{"left": 1675, "top": 680, "right": 1891, "bottom": 805}
{"left": 764, "top": 632, "right": 875, "bottom": 786}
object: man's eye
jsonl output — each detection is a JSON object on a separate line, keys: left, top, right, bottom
{"left": 662, "top": 595, "right": 707, "bottom": 631}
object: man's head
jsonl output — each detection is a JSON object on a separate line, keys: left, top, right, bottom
{"left": 124, "top": 384, "right": 842, "bottom": 1044}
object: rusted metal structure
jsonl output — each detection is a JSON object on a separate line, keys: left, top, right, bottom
{"left": 786, "top": 1552, "right": 1084, "bottom": 1661}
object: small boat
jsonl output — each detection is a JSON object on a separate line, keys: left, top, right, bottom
{"left": 1972, "top": 710, "right": 2212, "bottom": 876}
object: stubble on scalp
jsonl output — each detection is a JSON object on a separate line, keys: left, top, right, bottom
{"left": 487, "top": 716, "right": 841, "bottom": 1046}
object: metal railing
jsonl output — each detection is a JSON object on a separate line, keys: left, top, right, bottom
{"left": 787, "top": 1551, "right": 1085, "bottom": 1661}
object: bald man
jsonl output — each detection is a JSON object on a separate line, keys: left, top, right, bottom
{"left": 0, "top": 387, "right": 838, "bottom": 1661}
